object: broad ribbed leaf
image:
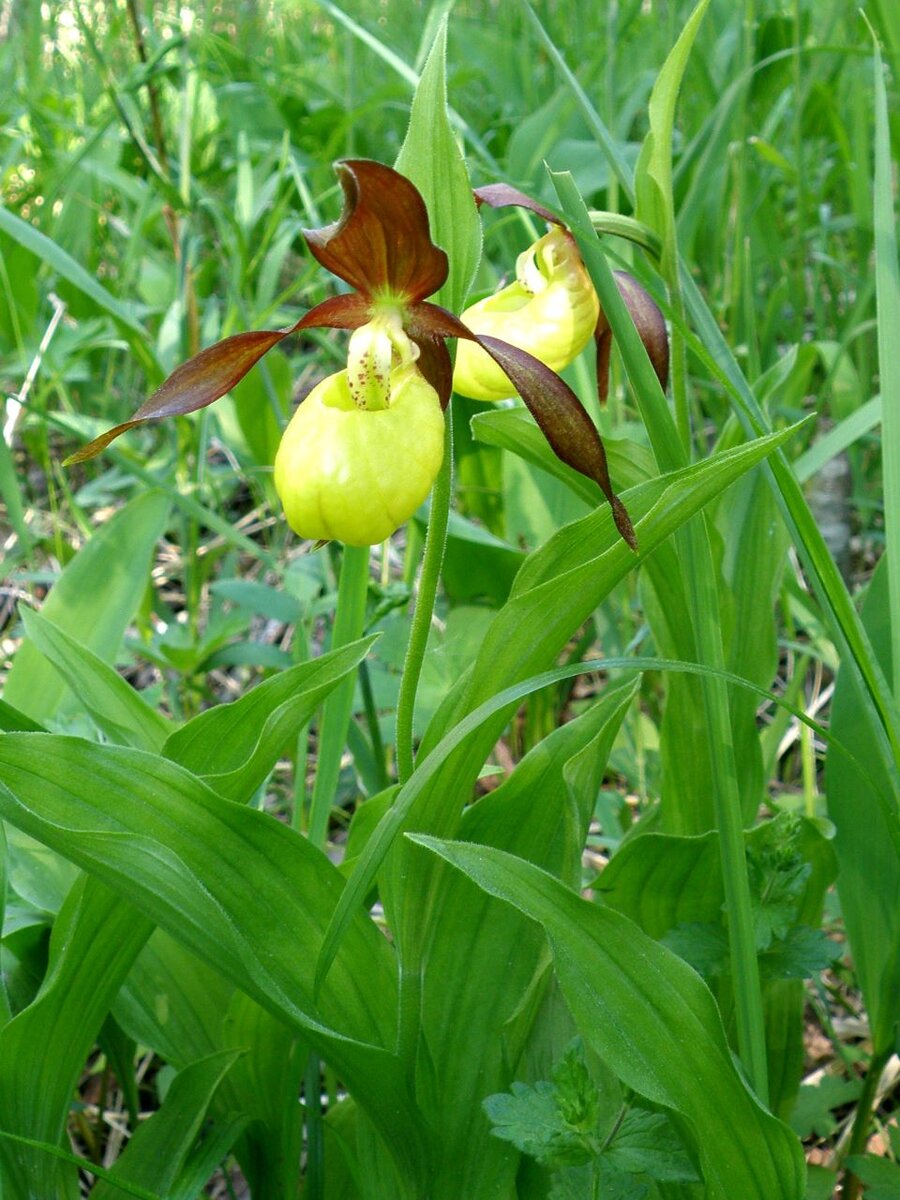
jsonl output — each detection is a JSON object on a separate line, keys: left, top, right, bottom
{"left": 826, "top": 557, "right": 900, "bottom": 1054}
{"left": 471, "top": 408, "right": 656, "bottom": 504}
{"left": 634, "top": 0, "right": 711, "bottom": 276}
{"left": 215, "top": 992, "right": 307, "bottom": 1200}
{"left": 90, "top": 1051, "right": 245, "bottom": 1200}
{"left": 418, "top": 686, "right": 636, "bottom": 1199}
{"left": 0, "top": 877, "right": 154, "bottom": 1198}
{"left": 0, "top": 738, "right": 428, "bottom": 1190}
{"left": 163, "top": 635, "right": 377, "bottom": 801}
{"left": 412, "top": 838, "right": 806, "bottom": 1200}
{"left": 318, "top": 423, "right": 802, "bottom": 988}
{"left": 395, "top": 18, "right": 481, "bottom": 314}
{"left": 114, "top": 931, "right": 234, "bottom": 1068}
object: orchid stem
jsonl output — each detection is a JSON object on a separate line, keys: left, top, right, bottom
{"left": 395, "top": 406, "right": 454, "bottom": 784}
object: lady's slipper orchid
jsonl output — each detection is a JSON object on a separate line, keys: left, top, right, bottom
{"left": 65, "top": 160, "right": 640, "bottom": 549}
{"left": 460, "top": 183, "right": 670, "bottom": 409}
{"left": 453, "top": 225, "right": 600, "bottom": 401}
{"left": 274, "top": 359, "right": 444, "bottom": 548}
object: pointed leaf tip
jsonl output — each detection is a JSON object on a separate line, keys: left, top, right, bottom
{"left": 303, "top": 159, "right": 449, "bottom": 303}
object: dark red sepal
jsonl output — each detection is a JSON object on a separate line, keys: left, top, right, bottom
{"left": 412, "top": 337, "right": 454, "bottom": 411}
{"left": 63, "top": 328, "right": 289, "bottom": 464}
{"left": 475, "top": 334, "right": 637, "bottom": 551}
{"left": 595, "top": 326, "right": 613, "bottom": 406}
{"left": 303, "top": 160, "right": 449, "bottom": 304}
{"left": 473, "top": 184, "right": 559, "bottom": 225}
{"left": 612, "top": 271, "right": 670, "bottom": 394}
{"left": 410, "top": 303, "right": 637, "bottom": 550}
{"left": 289, "top": 291, "right": 373, "bottom": 333}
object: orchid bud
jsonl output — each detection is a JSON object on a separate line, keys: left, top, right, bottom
{"left": 452, "top": 227, "right": 600, "bottom": 402}
{"left": 273, "top": 362, "right": 444, "bottom": 547}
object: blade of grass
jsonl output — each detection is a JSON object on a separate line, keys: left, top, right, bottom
{"left": 0, "top": 206, "right": 159, "bottom": 378}
{"left": 519, "top": 0, "right": 635, "bottom": 202}
{"left": 307, "top": 547, "right": 370, "bottom": 847}
{"left": 870, "top": 23, "right": 900, "bottom": 696}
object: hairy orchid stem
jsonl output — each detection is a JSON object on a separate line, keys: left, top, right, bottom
{"left": 396, "top": 407, "right": 454, "bottom": 784}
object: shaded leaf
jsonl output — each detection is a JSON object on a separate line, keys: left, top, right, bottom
{"left": 0, "top": 737, "right": 428, "bottom": 1191}
{"left": 90, "top": 1051, "right": 246, "bottom": 1200}
{"left": 413, "top": 838, "right": 806, "bottom": 1200}
{"left": 0, "top": 877, "right": 154, "bottom": 1198}
{"left": 606, "top": 1107, "right": 698, "bottom": 1182}
{"left": 162, "top": 635, "right": 377, "bottom": 801}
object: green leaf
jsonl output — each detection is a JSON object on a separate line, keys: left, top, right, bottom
{"left": 319, "top": 424, "right": 804, "bottom": 990}
{"left": 395, "top": 16, "right": 481, "bottom": 314}
{"left": 843, "top": 1155, "right": 900, "bottom": 1200}
{"left": 162, "top": 635, "right": 377, "bottom": 802}
{"left": 826, "top": 556, "right": 900, "bottom": 1055}
{"left": 215, "top": 991, "right": 306, "bottom": 1200}
{"left": 679, "top": 263, "right": 900, "bottom": 787}
{"left": 412, "top": 689, "right": 636, "bottom": 1196}
{"left": 0, "top": 702, "right": 44, "bottom": 734}
{"left": 483, "top": 1081, "right": 589, "bottom": 1167}
{"left": 3, "top": 491, "right": 171, "bottom": 724}
{"left": 20, "top": 607, "right": 172, "bottom": 752}
{"left": 0, "top": 736, "right": 428, "bottom": 1192}
{"left": 0, "top": 203, "right": 159, "bottom": 377}
{"left": 871, "top": 26, "right": 900, "bottom": 697}
{"left": 790, "top": 1076, "right": 862, "bottom": 1140}
{"left": 90, "top": 1051, "right": 245, "bottom": 1200}
{"left": 114, "top": 930, "right": 236, "bottom": 1068}
{"left": 0, "top": 877, "right": 154, "bottom": 1198}
{"left": 633, "top": 0, "right": 711, "bottom": 276}
{"left": 605, "top": 1107, "right": 698, "bottom": 1182}
{"left": 552, "top": 1042, "right": 601, "bottom": 1134}
{"left": 412, "top": 838, "right": 806, "bottom": 1200}
{"left": 758, "top": 927, "right": 840, "bottom": 982}
{"left": 0, "top": 1133, "right": 161, "bottom": 1200}
{"left": 471, "top": 407, "right": 656, "bottom": 505}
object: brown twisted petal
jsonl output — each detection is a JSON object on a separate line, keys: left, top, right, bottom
{"left": 612, "top": 270, "right": 670, "bottom": 393}
{"left": 411, "top": 336, "right": 454, "bottom": 411}
{"left": 303, "top": 160, "right": 449, "bottom": 304}
{"left": 593, "top": 273, "right": 670, "bottom": 408}
{"left": 410, "top": 302, "right": 637, "bottom": 551}
{"left": 63, "top": 293, "right": 373, "bottom": 465}
{"left": 473, "top": 184, "right": 560, "bottom": 226}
